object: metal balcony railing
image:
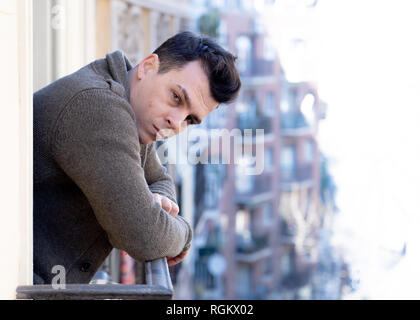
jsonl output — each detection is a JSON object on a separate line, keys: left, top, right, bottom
{"left": 252, "top": 59, "right": 275, "bottom": 76}
{"left": 281, "top": 113, "right": 315, "bottom": 136}
{"left": 278, "top": 220, "right": 297, "bottom": 245}
{"left": 236, "top": 234, "right": 272, "bottom": 263}
{"left": 236, "top": 234, "right": 269, "bottom": 255}
{"left": 238, "top": 59, "right": 275, "bottom": 77}
{"left": 236, "top": 173, "right": 273, "bottom": 206}
{"left": 280, "top": 164, "right": 314, "bottom": 184}
{"left": 237, "top": 115, "right": 272, "bottom": 135}
{"left": 16, "top": 258, "right": 173, "bottom": 300}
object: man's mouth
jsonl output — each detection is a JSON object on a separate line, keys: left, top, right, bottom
{"left": 152, "top": 125, "right": 159, "bottom": 136}
{"left": 154, "top": 126, "right": 175, "bottom": 141}
{"left": 153, "top": 125, "right": 166, "bottom": 141}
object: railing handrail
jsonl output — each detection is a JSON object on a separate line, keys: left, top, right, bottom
{"left": 16, "top": 258, "right": 173, "bottom": 300}
{"left": 145, "top": 257, "right": 173, "bottom": 291}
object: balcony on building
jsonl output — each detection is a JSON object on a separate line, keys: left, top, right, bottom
{"left": 278, "top": 218, "right": 297, "bottom": 245}
{"left": 193, "top": 246, "right": 217, "bottom": 294}
{"left": 192, "top": 213, "right": 226, "bottom": 299}
{"left": 280, "top": 90, "right": 318, "bottom": 136}
{"left": 279, "top": 164, "right": 314, "bottom": 190}
{"left": 236, "top": 39, "right": 280, "bottom": 88}
{"left": 235, "top": 171, "right": 273, "bottom": 206}
{"left": 236, "top": 233, "right": 272, "bottom": 263}
{"left": 237, "top": 55, "right": 275, "bottom": 77}
{"left": 281, "top": 111, "right": 316, "bottom": 137}
{"left": 281, "top": 252, "right": 318, "bottom": 294}
{"left": 252, "top": 59, "right": 275, "bottom": 77}
{"left": 237, "top": 113, "right": 272, "bottom": 137}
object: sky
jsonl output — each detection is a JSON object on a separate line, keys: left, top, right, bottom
{"left": 315, "top": 0, "right": 420, "bottom": 299}
{"left": 260, "top": 0, "right": 420, "bottom": 299}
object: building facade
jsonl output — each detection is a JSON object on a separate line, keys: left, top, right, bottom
{"left": 191, "top": 0, "right": 331, "bottom": 299}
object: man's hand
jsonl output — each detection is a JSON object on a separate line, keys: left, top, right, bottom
{"left": 152, "top": 193, "right": 179, "bottom": 217}
{"left": 167, "top": 249, "right": 189, "bottom": 267}
{"left": 152, "top": 193, "right": 187, "bottom": 266}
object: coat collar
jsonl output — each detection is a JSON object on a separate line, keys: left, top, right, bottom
{"left": 105, "top": 50, "right": 133, "bottom": 103}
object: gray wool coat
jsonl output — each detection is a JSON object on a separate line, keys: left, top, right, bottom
{"left": 33, "top": 51, "right": 192, "bottom": 284}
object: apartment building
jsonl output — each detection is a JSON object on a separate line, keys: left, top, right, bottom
{"left": 191, "top": 0, "right": 329, "bottom": 299}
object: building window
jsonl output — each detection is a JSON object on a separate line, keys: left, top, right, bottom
{"left": 218, "top": 19, "right": 228, "bottom": 47}
{"left": 279, "top": 191, "right": 292, "bottom": 216}
{"left": 235, "top": 35, "right": 252, "bottom": 75}
{"left": 263, "top": 37, "right": 276, "bottom": 61}
{"left": 235, "top": 158, "right": 255, "bottom": 193}
{"left": 237, "top": 91, "right": 257, "bottom": 129}
{"left": 288, "top": 88, "right": 298, "bottom": 113}
{"left": 204, "top": 166, "right": 221, "bottom": 208}
{"left": 281, "top": 88, "right": 298, "bottom": 129}
{"left": 280, "top": 95, "right": 290, "bottom": 113}
{"left": 264, "top": 91, "right": 275, "bottom": 117}
{"left": 254, "top": 17, "right": 265, "bottom": 34}
{"left": 280, "top": 249, "right": 292, "bottom": 275}
{"left": 235, "top": 209, "right": 251, "bottom": 238}
{"left": 264, "top": 256, "right": 273, "bottom": 276}
{"left": 262, "top": 203, "right": 273, "bottom": 227}
{"left": 264, "top": 148, "right": 273, "bottom": 171}
{"left": 303, "top": 139, "right": 314, "bottom": 163}
{"left": 280, "top": 145, "right": 296, "bottom": 179}
{"left": 236, "top": 265, "right": 253, "bottom": 298}
{"left": 205, "top": 103, "right": 227, "bottom": 129}
{"left": 236, "top": 90, "right": 255, "bottom": 114}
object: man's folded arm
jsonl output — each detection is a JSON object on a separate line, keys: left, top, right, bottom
{"left": 51, "top": 89, "right": 191, "bottom": 261}
{"left": 143, "top": 144, "right": 193, "bottom": 252}
{"left": 144, "top": 143, "right": 177, "bottom": 204}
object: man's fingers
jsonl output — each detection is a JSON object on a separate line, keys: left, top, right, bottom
{"left": 153, "top": 193, "right": 170, "bottom": 212}
{"left": 161, "top": 196, "right": 179, "bottom": 217}
{"left": 152, "top": 193, "right": 179, "bottom": 217}
{"left": 167, "top": 257, "right": 176, "bottom": 267}
{"left": 161, "top": 196, "right": 174, "bottom": 215}
{"left": 153, "top": 193, "right": 162, "bottom": 205}
{"left": 167, "top": 250, "right": 188, "bottom": 266}
{"left": 171, "top": 202, "right": 180, "bottom": 216}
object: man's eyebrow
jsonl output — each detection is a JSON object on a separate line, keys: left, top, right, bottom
{"left": 176, "top": 84, "right": 191, "bottom": 109}
{"left": 176, "top": 84, "right": 202, "bottom": 124}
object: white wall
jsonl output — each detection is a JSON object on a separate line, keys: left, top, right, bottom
{"left": 0, "top": 0, "right": 97, "bottom": 300}
{"left": 34, "top": 0, "right": 96, "bottom": 92}
{"left": 0, "top": 0, "right": 33, "bottom": 299}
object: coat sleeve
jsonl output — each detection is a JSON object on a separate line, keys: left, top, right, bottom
{"left": 51, "top": 88, "right": 192, "bottom": 261}
{"left": 143, "top": 143, "right": 192, "bottom": 252}
{"left": 143, "top": 143, "right": 177, "bottom": 203}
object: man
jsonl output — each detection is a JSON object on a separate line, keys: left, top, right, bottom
{"left": 33, "top": 31, "right": 241, "bottom": 284}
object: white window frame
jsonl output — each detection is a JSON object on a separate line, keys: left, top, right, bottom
{"left": 0, "top": 0, "right": 33, "bottom": 299}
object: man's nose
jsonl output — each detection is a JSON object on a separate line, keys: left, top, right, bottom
{"left": 166, "top": 111, "right": 188, "bottom": 133}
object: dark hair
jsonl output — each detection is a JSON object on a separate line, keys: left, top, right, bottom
{"left": 153, "top": 31, "right": 241, "bottom": 104}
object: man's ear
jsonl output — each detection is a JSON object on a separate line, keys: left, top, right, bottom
{"left": 137, "top": 53, "right": 160, "bottom": 79}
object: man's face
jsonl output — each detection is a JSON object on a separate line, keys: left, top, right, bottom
{"left": 129, "top": 54, "right": 219, "bottom": 144}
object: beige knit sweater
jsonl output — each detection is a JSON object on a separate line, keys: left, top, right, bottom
{"left": 33, "top": 51, "right": 192, "bottom": 284}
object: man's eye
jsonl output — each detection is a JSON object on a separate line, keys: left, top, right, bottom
{"left": 173, "top": 92, "right": 180, "bottom": 103}
{"left": 185, "top": 115, "right": 194, "bottom": 125}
